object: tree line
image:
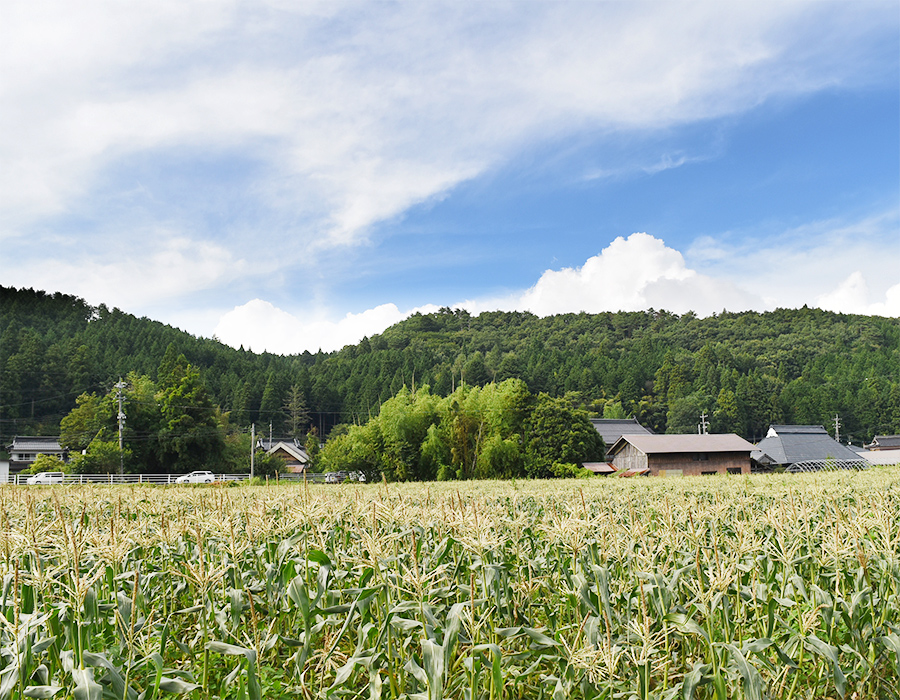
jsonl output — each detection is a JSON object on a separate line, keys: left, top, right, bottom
{"left": 3, "top": 286, "right": 900, "bottom": 461}
{"left": 319, "top": 380, "right": 603, "bottom": 481}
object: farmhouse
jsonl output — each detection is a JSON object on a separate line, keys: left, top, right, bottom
{"left": 6, "top": 436, "right": 67, "bottom": 473}
{"left": 864, "top": 435, "right": 900, "bottom": 451}
{"left": 606, "top": 433, "right": 753, "bottom": 477}
{"left": 752, "top": 425, "right": 865, "bottom": 472}
{"left": 258, "top": 437, "right": 310, "bottom": 472}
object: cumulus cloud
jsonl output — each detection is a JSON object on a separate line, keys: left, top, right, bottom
{"left": 214, "top": 299, "right": 440, "bottom": 355}
{"left": 214, "top": 234, "right": 766, "bottom": 353}
{"left": 477, "top": 233, "right": 763, "bottom": 317}
{"left": 818, "top": 273, "right": 900, "bottom": 316}
{"left": 212, "top": 228, "right": 899, "bottom": 354}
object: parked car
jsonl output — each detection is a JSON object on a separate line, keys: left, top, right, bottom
{"left": 175, "top": 470, "right": 215, "bottom": 484}
{"left": 26, "top": 471, "right": 65, "bottom": 485}
{"left": 325, "top": 471, "right": 366, "bottom": 483}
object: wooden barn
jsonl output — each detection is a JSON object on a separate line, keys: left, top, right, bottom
{"left": 606, "top": 433, "right": 754, "bottom": 477}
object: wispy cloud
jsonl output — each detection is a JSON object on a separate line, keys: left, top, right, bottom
{"left": 1, "top": 232, "right": 245, "bottom": 310}
{"left": 3, "top": 2, "right": 891, "bottom": 245}
{"left": 684, "top": 209, "right": 900, "bottom": 310}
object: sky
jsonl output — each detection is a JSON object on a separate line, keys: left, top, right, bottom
{"left": 2, "top": 1, "right": 898, "bottom": 354}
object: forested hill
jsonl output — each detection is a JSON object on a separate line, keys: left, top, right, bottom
{"left": 2, "top": 285, "right": 899, "bottom": 447}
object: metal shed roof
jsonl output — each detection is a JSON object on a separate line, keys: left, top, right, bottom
{"left": 582, "top": 462, "right": 617, "bottom": 474}
{"left": 608, "top": 433, "right": 754, "bottom": 456}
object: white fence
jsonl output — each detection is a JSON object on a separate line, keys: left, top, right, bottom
{"left": 3, "top": 473, "right": 250, "bottom": 485}
{"left": 0, "top": 472, "right": 348, "bottom": 486}
{"left": 2, "top": 472, "right": 336, "bottom": 486}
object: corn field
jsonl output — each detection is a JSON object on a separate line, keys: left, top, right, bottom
{"left": 1, "top": 471, "right": 899, "bottom": 699}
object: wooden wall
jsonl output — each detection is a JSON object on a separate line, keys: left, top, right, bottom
{"left": 649, "top": 452, "right": 750, "bottom": 477}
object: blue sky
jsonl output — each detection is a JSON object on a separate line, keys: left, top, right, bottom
{"left": 2, "top": 1, "right": 898, "bottom": 353}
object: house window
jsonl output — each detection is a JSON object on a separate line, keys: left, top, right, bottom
{"left": 701, "top": 470, "right": 717, "bottom": 476}
{"left": 727, "top": 468, "right": 742, "bottom": 475}
{"left": 693, "top": 453, "right": 709, "bottom": 461}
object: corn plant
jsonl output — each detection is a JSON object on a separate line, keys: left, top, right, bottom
{"left": 0, "top": 470, "right": 897, "bottom": 698}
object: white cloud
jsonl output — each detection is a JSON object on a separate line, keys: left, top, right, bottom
{"left": 212, "top": 228, "right": 899, "bottom": 354}
{"left": 212, "top": 234, "right": 762, "bottom": 353}
{"left": 2, "top": 2, "right": 894, "bottom": 340}
{"left": 214, "top": 299, "right": 440, "bottom": 354}
{"left": 684, "top": 210, "right": 900, "bottom": 314}
{"left": 1, "top": 234, "right": 244, "bottom": 311}
{"left": 818, "top": 273, "right": 900, "bottom": 316}
{"left": 2, "top": 1, "right": 891, "bottom": 249}
{"left": 486, "top": 233, "right": 763, "bottom": 317}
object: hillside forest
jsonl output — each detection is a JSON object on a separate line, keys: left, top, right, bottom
{"left": 1, "top": 286, "right": 899, "bottom": 477}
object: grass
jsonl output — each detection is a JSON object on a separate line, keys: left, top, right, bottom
{"left": 0, "top": 469, "right": 898, "bottom": 699}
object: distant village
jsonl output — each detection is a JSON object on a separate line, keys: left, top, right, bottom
{"left": 5, "top": 416, "right": 899, "bottom": 483}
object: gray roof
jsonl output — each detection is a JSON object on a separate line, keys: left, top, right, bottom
{"left": 767, "top": 424, "right": 825, "bottom": 434}
{"left": 590, "top": 418, "right": 653, "bottom": 446}
{"left": 258, "top": 437, "right": 304, "bottom": 451}
{"left": 755, "top": 425, "right": 859, "bottom": 465}
{"left": 609, "top": 433, "right": 754, "bottom": 456}
{"left": 858, "top": 450, "right": 900, "bottom": 466}
{"left": 7, "top": 436, "right": 64, "bottom": 452}
{"left": 265, "top": 441, "right": 309, "bottom": 463}
{"left": 865, "top": 435, "right": 900, "bottom": 450}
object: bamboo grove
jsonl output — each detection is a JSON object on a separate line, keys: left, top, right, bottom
{"left": 1, "top": 471, "right": 898, "bottom": 699}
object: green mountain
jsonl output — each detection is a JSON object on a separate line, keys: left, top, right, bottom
{"left": 2, "top": 286, "right": 899, "bottom": 447}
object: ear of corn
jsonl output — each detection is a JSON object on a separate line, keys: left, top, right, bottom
{"left": 0, "top": 470, "right": 898, "bottom": 698}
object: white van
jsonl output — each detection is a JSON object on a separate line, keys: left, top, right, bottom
{"left": 26, "top": 472, "right": 65, "bottom": 485}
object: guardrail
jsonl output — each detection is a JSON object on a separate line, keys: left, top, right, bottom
{"left": 276, "top": 472, "right": 329, "bottom": 483}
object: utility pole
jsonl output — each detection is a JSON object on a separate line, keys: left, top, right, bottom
{"left": 834, "top": 413, "right": 841, "bottom": 443}
{"left": 698, "top": 412, "right": 710, "bottom": 435}
{"left": 250, "top": 423, "right": 255, "bottom": 479}
{"left": 115, "top": 379, "right": 127, "bottom": 475}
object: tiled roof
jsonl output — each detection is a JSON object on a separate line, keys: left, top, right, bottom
{"left": 766, "top": 425, "right": 826, "bottom": 436}
{"left": 7, "top": 436, "right": 64, "bottom": 451}
{"left": 590, "top": 418, "right": 653, "bottom": 445}
{"left": 867, "top": 435, "right": 900, "bottom": 450}
{"left": 859, "top": 450, "right": 900, "bottom": 466}
{"left": 258, "top": 436, "right": 302, "bottom": 448}
{"left": 265, "top": 441, "right": 309, "bottom": 463}
{"left": 755, "top": 425, "right": 859, "bottom": 464}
